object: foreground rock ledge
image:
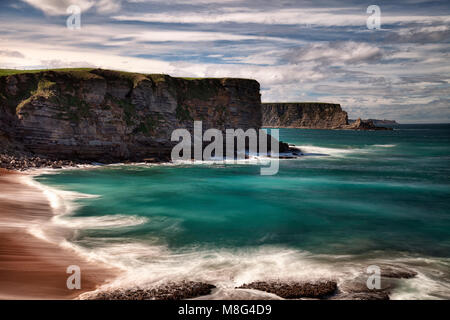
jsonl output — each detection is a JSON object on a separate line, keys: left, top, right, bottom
{"left": 237, "top": 280, "right": 337, "bottom": 299}
{"left": 88, "top": 281, "right": 216, "bottom": 300}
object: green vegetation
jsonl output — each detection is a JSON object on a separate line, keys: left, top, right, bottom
{"left": 106, "top": 94, "right": 136, "bottom": 126}
{"left": 16, "top": 97, "right": 33, "bottom": 113}
{"left": 101, "top": 70, "right": 149, "bottom": 88}
{"left": 178, "top": 77, "right": 221, "bottom": 80}
{"left": 262, "top": 102, "right": 338, "bottom": 105}
{"left": 134, "top": 114, "right": 162, "bottom": 134}
{"left": 0, "top": 68, "right": 94, "bottom": 77}
{"left": 16, "top": 79, "right": 56, "bottom": 113}
{"left": 52, "top": 94, "right": 91, "bottom": 122}
{"left": 177, "top": 77, "right": 254, "bottom": 81}
{"left": 148, "top": 74, "right": 169, "bottom": 83}
{"left": 184, "top": 81, "right": 221, "bottom": 101}
{"left": 32, "top": 79, "right": 56, "bottom": 96}
{"left": 176, "top": 105, "right": 193, "bottom": 122}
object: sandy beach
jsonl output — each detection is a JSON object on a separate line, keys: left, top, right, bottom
{"left": 0, "top": 169, "right": 116, "bottom": 299}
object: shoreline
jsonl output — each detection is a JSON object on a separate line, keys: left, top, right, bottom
{"left": 0, "top": 169, "right": 118, "bottom": 299}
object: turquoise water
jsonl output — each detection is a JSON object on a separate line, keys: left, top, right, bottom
{"left": 34, "top": 124, "right": 450, "bottom": 298}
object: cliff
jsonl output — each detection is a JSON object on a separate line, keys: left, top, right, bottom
{"left": 262, "top": 103, "right": 392, "bottom": 130}
{"left": 262, "top": 103, "right": 348, "bottom": 129}
{"left": 0, "top": 69, "right": 262, "bottom": 162}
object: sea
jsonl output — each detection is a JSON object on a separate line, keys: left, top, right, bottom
{"left": 31, "top": 124, "right": 450, "bottom": 299}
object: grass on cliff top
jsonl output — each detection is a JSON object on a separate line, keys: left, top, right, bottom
{"left": 178, "top": 77, "right": 255, "bottom": 81}
{"left": 0, "top": 68, "right": 254, "bottom": 82}
{"left": 0, "top": 68, "right": 94, "bottom": 77}
{"left": 262, "top": 102, "right": 338, "bottom": 105}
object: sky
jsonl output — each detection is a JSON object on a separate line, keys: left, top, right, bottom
{"left": 0, "top": 0, "right": 449, "bottom": 123}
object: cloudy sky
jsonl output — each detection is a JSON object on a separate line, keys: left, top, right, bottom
{"left": 0, "top": 0, "right": 449, "bottom": 123}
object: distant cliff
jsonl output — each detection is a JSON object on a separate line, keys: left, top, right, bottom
{"left": 262, "top": 103, "right": 348, "bottom": 129}
{"left": 0, "top": 69, "right": 262, "bottom": 162}
{"left": 367, "top": 119, "right": 398, "bottom": 125}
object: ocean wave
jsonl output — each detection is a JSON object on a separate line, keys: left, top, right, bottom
{"left": 73, "top": 240, "right": 450, "bottom": 300}
{"left": 372, "top": 144, "right": 397, "bottom": 148}
{"left": 52, "top": 214, "right": 148, "bottom": 230}
{"left": 21, "top": 174, "right": 98, "bottom": 216}
{"left": 292, "top": 145, "right": 361, "bottom": 157}
{"left": 24, "top": 157, "right": 450, "bottom": 300}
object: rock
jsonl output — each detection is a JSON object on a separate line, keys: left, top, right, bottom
{"left": 342, "top": 118, "right": 392, "bottom": 130}
{"left": 262, "top": 103, "right": 348, "bottom": 129}
{"left": 379, "top": 265, "right": 418, "bottom": 279}
{"left": 331, "top": 292, "right": 390, "bottom": 300}
{"left": 262, "top": 103, "right": 393, "bottom": 131}
{"left": 237, "top": 280, "right": 337, "bottom": 299}
{"left": 88, "top": 281, "right": 216, "bottom": 300}
{"left": 332, "top": 265, "right": 417, "bottom": 301}
{"left": 0, "top": 69, "right": 264, "bottom": 162}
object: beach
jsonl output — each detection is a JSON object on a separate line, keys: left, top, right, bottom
{"left": 0, "top": 169, "right": 116, "bottom": 299}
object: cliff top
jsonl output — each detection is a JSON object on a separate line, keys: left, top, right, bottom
{"left": 262, "top": 102, "right": 339, "bottom": 105}
{"left": 0, "top": 68, "right": 255, "bottom": 82}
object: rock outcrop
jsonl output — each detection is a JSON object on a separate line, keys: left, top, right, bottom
{"left": 262, "top": 103, "right": 392, "bottom": 130}
{"left": 0, "top": 69, "right": 264, "bottom": 162}
{"left": 342, "top": 118, "right": 392, "bottom": 130}
{"left": 237, "top": 280, "right": 337, "bottom": 299}
{"left": 367, "top": 119, "right": 398, "bottom": 125}
{"left": 87, "top": 281, "right": 216, "bottom": 300}
{"left": 262, "top": 102, "right": 348, "bottom": 129}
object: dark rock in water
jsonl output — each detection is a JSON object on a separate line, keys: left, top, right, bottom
{"left": 343, "top": 118, "right": 392, "bottom": 131}
{"left": 331, "top": 291, "right": 390, "bottom": 300}
{"left": 379, "top": 265, "right": 418, "bottom": 279}
{"left": 89, "top": 281, "right": 216, "bottom": 300}
{"left": 336, "top": 277, "right": 392, "bottom": 301}
{"left": 237, "top": 280, "right": 337, "bottom": 299}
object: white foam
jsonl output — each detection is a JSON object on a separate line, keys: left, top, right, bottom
{"left": 78, "top": 245, "right": 352, "bottom": 299}
{"left": 72, "top": 237, "right": 450, "bottom": 300}
{"left": 390, "top": 273, "right": 450, "bottom": 300}
{"left": 292, "top": 145, "right": 360, "bottom": 157}
{"left": 20, "top": 174, "right": 98, "bottom": 217}
{"left": 52, "top": 214, "right": 148, "bottom": 229}
{"left": 373, "top": 144, "right": 397, "bottom": 148}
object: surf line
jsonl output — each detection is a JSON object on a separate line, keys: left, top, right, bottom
{"left": 171, "top": 120, "right": 280, "bottom": 175}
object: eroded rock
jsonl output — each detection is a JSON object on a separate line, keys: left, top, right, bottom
{"left": 237, "top": 280, "right": 337, "bottom": 299}
{"left": 89, "top": 281, "right": 216, "bottom": 300}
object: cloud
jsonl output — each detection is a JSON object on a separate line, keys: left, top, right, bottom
{"left": 387, "top": 25, "right": 450, "bottom": 43}
{"left": 39, "top": 59, "right": 97, "bottom": 69}
{"left": 3, "top": 1, "right": 450, "bottom": 122}
{"left": 284, "top": 41, "right": 384, "bottom": 66}
{"left": 0, "top": 50, "right": 25, "bottom": 58}
{"left": 113, "top": 8, "right": 450, "bottom": 27}
{"left": 20, "top": 0, "right": 122, "bottom": 15}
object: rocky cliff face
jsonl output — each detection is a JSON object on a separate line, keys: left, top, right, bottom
{"left": 0, "top": 69, "right": 262, "bottom": 161}
{"left": 262, "top": 103, "right": 348, "bottom": 129}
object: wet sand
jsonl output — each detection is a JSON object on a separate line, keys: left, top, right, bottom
{"left": 0, "top": 169, "right": 117, "bottom": 299}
